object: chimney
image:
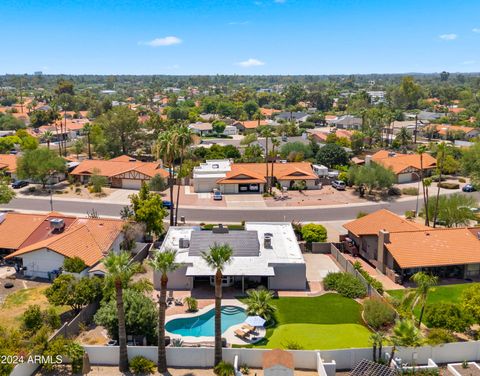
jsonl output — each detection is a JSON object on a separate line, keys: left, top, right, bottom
{"left": 377, "top": 229, "right": 389, "bottom": 274}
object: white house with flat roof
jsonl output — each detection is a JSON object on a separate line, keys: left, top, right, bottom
{"left": 153, "top": 222, "right": 307, "bottom": 292}
{"left": 192, "top": 159, "right": 232, "bottom": 193}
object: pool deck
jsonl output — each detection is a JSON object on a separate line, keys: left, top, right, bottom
{"left": 165, "top": 299, "right": 266, "bottom": 346}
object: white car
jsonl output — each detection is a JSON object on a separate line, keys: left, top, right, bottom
{"left": 213, "top": 190, "right": 223, "bottom": 200}
{"left": 332, "top": 180, "right": 346, "bottom": 190}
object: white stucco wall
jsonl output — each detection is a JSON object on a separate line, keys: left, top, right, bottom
{"left": 22, "top": 248, "right": 65, "bottom": 278}
{"left": 269, "top": 263, "right": 306, "bottom": 290}
{"left": 154, "top": 265, "right": 193, "bottom": 290}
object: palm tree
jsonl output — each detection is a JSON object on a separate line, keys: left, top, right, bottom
{"left": 155, "top": 129, "right": 178, "bottom": 226}
{"left": 42, "top": 130, "right": 54, "bottom": 150}
{"left": 432, "top": 142, "right": 446, "bottom": 228}
{"left": 396, "top": 128, "right": 412, "bottom": 149}
{"left": 269, "top": 137, "right": 280, "bottom": 195}
{"left": 245, "top": 288, "right": 277, "bottom": 322}
{"left": 260, "top": 126, "right": 273, "bottom": 193}
{"left": 201, "top": 244, "right": 233, "bottom": 366}
{"left": 174, "top": 125, "right": 193, "bottom": 226}
{"left": 411, "top": 272, "right": 438, "bottom": 327}
{"left": 82, "top": 123, "right": 93, "bottom": 159}
{"left": 370, "top": 331, "right": 385, "bottom": 362}
{"left": 102, "top": 251, "right": 140, "bottom": 372}
{"left": 417, "top": 145, "right": 429, "bottom": 226}
{"left": 148, "top": 250, "right": 180, "bottom": 373}
{"left": 388, "top": 319, "right": 422, "bottom": 366}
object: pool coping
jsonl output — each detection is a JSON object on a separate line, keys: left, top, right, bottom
{"left": 165, "top": 299, "right": 265, "bottom": 345}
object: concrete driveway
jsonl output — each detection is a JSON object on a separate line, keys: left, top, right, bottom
{"left": 303, "top": 253, "right": 340, "bottom": 282}
{"left": 225, "top": 194, "right": 266, "bottom": 208}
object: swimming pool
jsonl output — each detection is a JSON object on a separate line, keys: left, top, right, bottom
{"left": 166, "top": 305, "right": 247, "bottom": 337}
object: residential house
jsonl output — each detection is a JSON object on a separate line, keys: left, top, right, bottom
{"left": 423, "top": 124, "right": 480, "bottom": 140}
{"left": 233, "top": 120, "right": 269, "bottom": 133}
{"left": 193, "top": 159, "right": 318, "bottom": 193}
{"left": 1, "top": 212, "right": 125, "bottom": 279}
{"left": 153, "top": 222, "right": 306, "bottom": 292}
{"left": 274, "top": 111, "right": 309, "bottom": 123}
{"left": 0, "top": 154, "right": 17, "bottom": 179}
{"left": 368, "top": 150, "right": 436, "bottom": 183}
{"left": 188, "top": 122, "right": 213, "bottom": 136}
{"left": 260, "top": 108, "right": 280, "bottom": 118}
{"left": 309, "top": 129, "right": 353, "bottom": 143}
{"left": 70, "top": 155, "right": 169, "bottom": 189}
{"left": 343, "top": 210, "right": 480, "bottom": 283}
{"left": 331, "top": 115, "right": 362, "bottom": 130}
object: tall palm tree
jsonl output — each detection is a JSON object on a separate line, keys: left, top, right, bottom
{"left": 370, "top": 331, "right": 385, "bottom": 362}
{"left": 148, "top": 250, "right": 180, "bottom": 373}
{"left": 174, "top": 125, "right": 193, "bottom": 225}
{"left": 432, "top": 142, "right": 446, "bottom": 228}
{"left": 260, "top": 126, "right": 273, "bottom": 193}
{"left": 396, "top": 127, "right": 412, "bottom": 149}
{"left": 155, "top": 129, "right": 178, "bottom": 226}
{"left": 409, "top": 272, "right": 438, "bottom": 327}
{"left": 201, "top": 244, "right": 233, "bottom": 366}
{"left": 417, "top": 145, "right": 429, "bottom": 225}
{"left": 388, "top": 319, "right": 422, "bottom": 366}
{"left": 82, "top": 123, "right": 93, "bottom": 159}
{"left": 102, "top": 251, "right": 140, "bottom": 372}
{"left": 269, "top": 137, "right": 280, "bottom": 195}
{"left": 42, "top": 130, "right": 54, "bottom": 150}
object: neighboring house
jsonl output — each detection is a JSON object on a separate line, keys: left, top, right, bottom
{"left": 193, "top": 159, "right": 318, "bottom": 193}
{"left": 308, "top": 129, "right": 353, "bottom": 143}
{"left": 70, "top": 155, "right": 169, "bottom": 189}
{"left": 368, "top": 150, "right": 436, "bottom": 183}
{"left": 223, "top": 125, "right": 238, "bottom": 136}
{"left": 325, "top": 115, "right": 339, "bottom": 125}
{"left": 415, "top": 110, "right": 446, "bottom": 121}
{"left": 423, "top": 124, "right": 480, "bottom": 140}
{"left": 343, "top": 209, "right": 480, "bottom": 283}
{"left": 233, "top": 120, "right": 269, "bottom": 133}
{"left": 2, "top": 212, "right": 125, "bottom": 279}
{"left": 331, "top": 115, "right": 362, "bottom": 130}
{"left": 260, "top": 108, "right": 280, "bottom": 118}
{"left": 366, "top": 90, "right": 386, "bottom": 104}
{"left": 274, "top": 111, "right": 309, "bottom": 123}
{"left": 188, "top": 122, "right": 213, "bottom": 136}
{"left": 391, "top": 120, "right": 427, "bottom": 136}
{"left": 263, "top": 349, "right": 294, "bottom": 376}
{"left": 153, "top": 222, "right": 306, "bottom": 292}
{"left": 0, "top": 154, "right": 17, "bottom": 179}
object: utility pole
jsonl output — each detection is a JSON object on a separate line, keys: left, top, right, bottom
{"left": 414, "top": 114, "right": 418, "bottom": 144}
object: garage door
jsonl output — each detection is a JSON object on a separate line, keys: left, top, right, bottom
{"left": 121, "top": 179, "right": 143, "bottom": 190}
{"left": 397, "top": 173, "right": 412, "bottom": 184}
{"left": 195, "top": 181, "right": 215, "bottom": 193}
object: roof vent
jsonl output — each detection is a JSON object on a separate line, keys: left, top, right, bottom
{"left": 212, "top": 224, "right": 229, "bottom": 234}
{"left": 179, "top": 238, "right": 190, "bottom": 249}
{"left": 388, "top": 152, "right": 396, "bottom": 157}
{"left": 264, "top": 233, "right": 273, "bottom": 249}
{"left": 49, "top": 218, "right": 65, "bottom": 232}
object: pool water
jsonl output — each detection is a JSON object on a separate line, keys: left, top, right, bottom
{"left": 166, "top": 305, "right": 247, "bottom": 337}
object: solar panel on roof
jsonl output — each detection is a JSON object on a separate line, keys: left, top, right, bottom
{"left": 188, "top": 231, "right": 260, "bottom": 257}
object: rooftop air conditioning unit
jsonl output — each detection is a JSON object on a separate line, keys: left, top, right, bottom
{"left": 264, "top": 233, "right": 273, "bottom": 249}
{"left": 49, "top": 218, "right": 65, "bottom": 232}
{"left": 179, "top": 238, "right": 190, "bottom": 249}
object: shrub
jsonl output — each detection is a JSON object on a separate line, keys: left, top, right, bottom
{"left": 424, "top": 302, "right": 472, "bottom": 332}
{"left": 352, "top": 261, "right": 384, "bottom": 294}
{"left": 22, "top": 305, "right": 43, "bottom": 332}
{"left": 323, "top": 272, "right": 367, "bottom": 299}
{"left": 240, "top": 364, "right": 250, "bottom": 375}
{"left": 63, "top": 256, "right": 87, "bottom": 273}
{"left": 356, "top": 211, "right": 368, "bottom": 219}
{"left": 282, "top": 339, "right": 304, "bottom": 350}
{"left": 438, "top": 182, "right": 460, "bottom": 189}
{"left": 402, "top": 187, "right": 419, "bottom": 195}
{"left": 214, "top": 360, "right": 235, "bottom": 376}
{"left": 363, "top": 298, "right": 396, "bottom": 329}
{"left": 426, "top": 328, "right": 456, "bottom": 345}
{"left": 301, "top": 223, "right": 327, "bottom": 243}
{"left": 90, "top": 168, "right": 108, "bottom": 193}
{"left": 148, "top": 174, "right": 167, "bottom": 192}
{"left": 43, "top": 307, "right": 61, "bottom": 329}
{"left": 184, "top": 296, "right": 198, "bottom": 312}
{"left": 459, "top": 178, "right": 466, "bottom": 183}
{"left": 130, "top": 356, "right": 156, "bottom": 375}
{"left": 388, "top": 187, "right": 401, "bottom": 196}
{"left": 405, "top": 210, "right": 416, "bottom": 219}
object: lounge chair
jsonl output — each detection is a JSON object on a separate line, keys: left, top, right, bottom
{"left": 241, "top": 324, "right": 255, "bottom": 333}
{"left": 234, "top": 329, "right": 249, "bottom": 339}
{"left": 174, "top": 298, "right": 183, "bottom": 306}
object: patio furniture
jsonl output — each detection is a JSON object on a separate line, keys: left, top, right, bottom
{"left": 174, "top": 298, "right": 183, "bottom": 306}
{"left": 242, "top": 324, "right": 256, "bottom": 333}
{"left": 234, "top": 329, "right": 249, "bottom": 339}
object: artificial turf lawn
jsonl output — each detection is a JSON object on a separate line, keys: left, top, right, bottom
{"left": 241, "top": 293, "right": 371, "bottom": 350}
{"left": 387, "top": 283, "right": 476, "bottom": 317}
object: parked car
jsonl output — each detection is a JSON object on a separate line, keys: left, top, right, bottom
{"left": 11, "top": 180, "right": 29, "bottom": 189}
{"left": 462, "top": 184, "right": 477, "bottom": 192}
{"left": 213, "top": 190, "right": 223, "bottom": 200}
{"left": 331, "top": 180, "right": 346, "bottom": 190}
{"left": 162, "top": 200, "right": 173, "bottom": 209}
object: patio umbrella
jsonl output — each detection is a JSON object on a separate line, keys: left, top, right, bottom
{"left": 245, "top": 315, "right": 266, "bottom": 327}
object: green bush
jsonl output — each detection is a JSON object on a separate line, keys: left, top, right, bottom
{"left": 353, "top": 261, "right": 384, "bottom": 294}
{"left": 323, "top": 272, "right": 367, "bottom": 299}
{"left": 282, "top": 339, "right": 304, "bottom": 350}
{"left": 43, "top": 307, "right": 61, "bottom": 329}
{"left": 438, "top": 182, "right": 460, "bottom": 189}
{"left": 424, "top": 302, "right": 472, "bottom": 332}
{"left": 356, "top": 211, "right": 368, "bottom": 219}
{"left": 301, "top": 223, "right": 327, "bottom": 243}
{"left": 214, "top": 360, "right": 235, "bottom": 376}
{"left": 184, "top": 296, "right": 198, "bottom": 312}
{"left": 363, "top": 298, "right": 396, "bottom": 329}
{"left": 22, "top": 305, "right": 43, "bottom": 332}
{"left": 402, "top": 187, "right": 419, "bottom": 195}
{"left": 459, "top": 178, "right": 466, "bottom": 183}
{"left": 90, "top": 168, "right": 108, "bottom": 193}
{"left": 405, "top": 210, "right": 416, "bottom": 219}
{"left": 426, "top": 328, "right": 456, "bottom": 345}
{"left": 63, "top": 256, "right": 87, "bottom": 273}
{"left": 130, "top": 356, "right": 156, "bottom": 375}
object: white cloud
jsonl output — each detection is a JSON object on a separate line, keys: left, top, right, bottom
{"left": 140, "top": 36, "right": 182, "bottom": 47}
{"left": 228, "top": 21, "right": 249, "bottom": 25}
{"left": 236, "top": 58, "right": 265, "bottom": 67}
{"left": 439, "top": 33, "right": 457, "bottom": 41}
{"left": 473, "top": 28, "right": 480, "bottom": 33}
{"left": 462, "top": 60, "right": 475, "bottom": 65}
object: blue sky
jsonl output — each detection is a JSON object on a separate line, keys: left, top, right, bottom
{"left": 1, "top": 0, "right": 480, "bottom": 75}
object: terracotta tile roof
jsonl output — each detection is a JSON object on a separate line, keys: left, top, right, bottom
{"left": 0, "top": 212, "right": 48, "bottom": 249}
{"left": 235, "top": 120, "right": 269, "bottom": 129}
{"left": 5, "top": 217, "right": 124, "bottom": 267}
{"left": 0, "top": 154, "right": 17, "bottom": 173}
{"left": 343, "top": 209, "right": 428, "bottom": 237}
{"left": 386, "top": 228, "right": 480, "bottom": 269}
{"left": 432, "top": 124, "right": 477, "bottom": 136}
{"left": 260, "top": 108, "right": 279, "bottom": 117}
{"left": 449, "top": 107, "right": 466, "bottom": 114}
{"left": 263, "top": 349, "right": 294, "bottom": 370}
{"left": 70, "top": 156, "right": 168, "bottom": 179}
{"left": 371, "top": 150, "right": 436, "bottom": 174}
{"left": 217, "top": 162, "right": 317, "bottom": 185}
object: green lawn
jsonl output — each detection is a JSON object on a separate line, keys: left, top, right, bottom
{"left": 239, "top": 293, "right": 372, "bottom": 350}
{"left": 387, "top": 283, "right": 476, "bottom": 317}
